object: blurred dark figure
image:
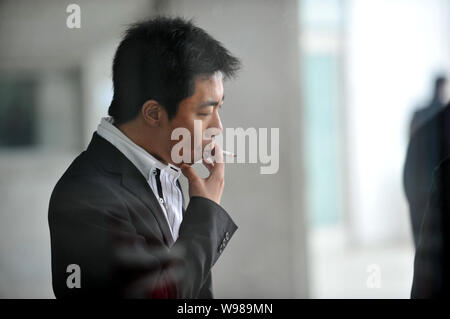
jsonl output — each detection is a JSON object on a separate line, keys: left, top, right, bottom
{"left": 404, "top": 76, "right": 450, "bottom": 298}
{"left": 404, "top": 77, "right": 449, "bottom": 249}
{"left": 411, "top": 156, "right": 450, "bottom": 298}
{"left": 409, "top": 76, "right": 447, "bottom": 137}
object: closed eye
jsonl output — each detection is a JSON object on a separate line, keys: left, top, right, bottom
{"left": 198, "top": 103, "right": 223, "bottom": 117}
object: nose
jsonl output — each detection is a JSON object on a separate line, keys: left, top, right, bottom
{"left": 209, "top": 110, "right": 223, "bottom": 135}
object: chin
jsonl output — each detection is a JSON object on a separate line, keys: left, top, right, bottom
{"left": 176, "top": 159, "right": 197, "bottom": 166}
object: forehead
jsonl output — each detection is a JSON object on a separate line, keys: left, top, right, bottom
{"left": 191, "top": 72, "right": 224, "bottom": 101}
{"left": 174, "top": 72, "right": 224, "bottom": 118}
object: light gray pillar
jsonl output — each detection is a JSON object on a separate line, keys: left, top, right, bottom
{"left": 159, "top": 0, "right": 308, "bottom": 298}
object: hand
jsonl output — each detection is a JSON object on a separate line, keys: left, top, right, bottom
{"left": 180, "top": 144, "right": 225, "bottom": 205}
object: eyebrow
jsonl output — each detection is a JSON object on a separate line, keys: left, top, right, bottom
{"left": 198, "top": 95, "right": 225, "bottom": 109}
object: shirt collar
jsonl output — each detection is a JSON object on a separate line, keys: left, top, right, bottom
{"left": 97, "top": 117, "right": 181, "bottom": 181}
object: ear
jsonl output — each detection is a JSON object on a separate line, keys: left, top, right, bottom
{"left": 141, "top": 100, "right": 165, "bottom": 127}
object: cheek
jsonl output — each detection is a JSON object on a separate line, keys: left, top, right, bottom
{"left": 169, "top": 112, "right": 210, "bottom": 148}
{"left": 187, "top": 127, "right": 204, "bottom": 152}
{"left": 183, "top": 117, "right": 206, "bottom": 145}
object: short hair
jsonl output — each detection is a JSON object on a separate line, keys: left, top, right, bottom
{"left": 435, "top": 76, "right": 447, "bottom": 91}
{"left": 108, "top": 16, "right": 241, "bottom": 125}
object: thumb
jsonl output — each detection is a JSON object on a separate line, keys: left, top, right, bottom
{"left": 180, "top": 163, "right": 199, "bottom": 182}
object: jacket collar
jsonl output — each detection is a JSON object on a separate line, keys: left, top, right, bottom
{"left": 96, "top": 117, "right": 181, "bottom": 182}
{"left": 86, "top": 132, "right": 176, "bottom": 247}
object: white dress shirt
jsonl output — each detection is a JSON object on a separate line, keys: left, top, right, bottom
{"left": 97, "top": 116, "right": 183, "bottom": 241}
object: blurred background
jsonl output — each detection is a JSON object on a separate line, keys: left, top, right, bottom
{"left": 0, "top": 0, "right": 449, "bottom": 298}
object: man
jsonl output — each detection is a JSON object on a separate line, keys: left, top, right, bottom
{"left": 403, "top": 76, "right": 448, "bottom": 248}
{"left": 48, "top": 17, "right": 241, "bottom": 298}
{"left": 408, "top": 76, "right": 447, "bottom": 137}
{"left": 404, "top": 102, "right": 450, "bottom": 249}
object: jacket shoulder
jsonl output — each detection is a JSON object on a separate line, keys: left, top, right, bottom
{"left": 48, "top": 151, "right": 125, "bottom": 219}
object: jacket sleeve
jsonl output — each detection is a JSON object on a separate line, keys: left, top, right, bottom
{"left": 48, "top": 177, "right": 238, "bottom": 299}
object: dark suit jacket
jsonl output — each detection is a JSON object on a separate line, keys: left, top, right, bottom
{"left": 411, "top": 157, "right": 450, "bottom": 298}
{"left": 404, "top": 103, "right": 450, "bottom": 248}
{"left": 48, "top": 132, "right": 237, "bottom": 298}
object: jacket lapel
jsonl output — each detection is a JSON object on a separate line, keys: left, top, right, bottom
{"left": 120, "top": 170, "right": 175, "bottom": 247}
{"left": 87, "top": 132, "right": 175, "bottom": 247}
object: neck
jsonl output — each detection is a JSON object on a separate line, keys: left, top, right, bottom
{"left": 115, "top": 121, "right": 168, "bottom": 165}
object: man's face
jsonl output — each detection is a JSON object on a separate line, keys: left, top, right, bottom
{"left": 163, "top": 72, "right": 224, "bottom": 166}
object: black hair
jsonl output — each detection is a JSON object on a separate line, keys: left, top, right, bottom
{"left": 108, "top": 16, "right": 241, "bottom": 125}
{"left": 435, "top": 76, "right": 447, "bottom": 91}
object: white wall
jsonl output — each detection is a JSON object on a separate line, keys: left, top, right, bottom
{"left": 36, "top": 71, "right": 82, "bottom": 150}
{"left": 0, "top": 150, "right": 77, "bottom": 298}
{"left": 346, "top": 0, "right": 450, "bottom": 245}
{"left": 0, "top": 0, "right": 152, "bottom": 72}
{"left": 80, "top": 42, "right": 117, "bottom": 146}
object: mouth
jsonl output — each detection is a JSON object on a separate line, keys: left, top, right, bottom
{"left": 202, "top": 139, "right": 216, "bottom": 153}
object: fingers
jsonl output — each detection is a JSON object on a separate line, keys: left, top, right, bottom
{"left": 210, "top": 144, "right": 224, "bottom": 178}
{"left": 213, "top": 143, "right": 224, "bottom": 164}
{"left": 202, "top": 158, "right": 214, "bottom": 172}
{"left": 180, "top": 163, "right": 199, "bottom": 182}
